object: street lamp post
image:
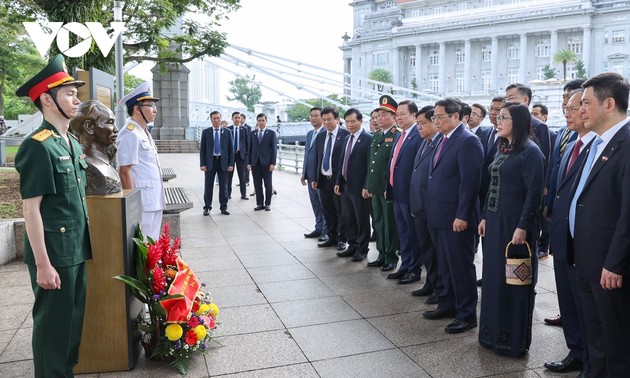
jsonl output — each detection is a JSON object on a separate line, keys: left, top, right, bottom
{"left": 114, "top": 1, "right": 126, "bottom": 130}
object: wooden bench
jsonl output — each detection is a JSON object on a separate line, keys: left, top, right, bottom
{"left": 164, "top": 187, "right": 193, "bottom": 214}
{"left": 161, "top": 167, "right": 176, "bottom": 181}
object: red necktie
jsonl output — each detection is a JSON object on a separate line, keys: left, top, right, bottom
{"left": 389, "top": 130, "right": 406, "bottom": 186}
{"left": 433, "top": 136, "right": 448, "bottom": 168}
{"left": 342, "top": 134, "right": 354, "bottom": 180}
{"left": 565, "top": 139, "right": 584, "bottom": 174}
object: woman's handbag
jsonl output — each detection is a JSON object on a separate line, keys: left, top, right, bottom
{"left": 505, "top": 241, "right": 533, "bottom": 285}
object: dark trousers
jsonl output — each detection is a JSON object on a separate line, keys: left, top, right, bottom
{"left": 29, "top": 262, "right": 86, "bottom": 378}
{"left": 371, "top": 194, "right": 399, "bottom": 264}
{"left": 554, "top": 258, "right": 588, "bottom": 364}
{"left": 319, "top": 177, "right": 345, "bottom": 242}
{"left": 414, "top": 213, "right": 442, "bottom": 292}
{"left": 340, "top": 189, "right": 370, "bottom": 254}
{"left": 576, "top": 275, "right": 630, "bottom": 378}
{"left": 251, "top": 162, "right": 273, "bottom": 206}
{"left": 429, "top": 226, "right": 478, "bottom": 322}
{"left": 393, "top": 201, "right": 421, "bottom": 274}
{"left": 228, "top": 154, "right": 248, "bottom": 198}
{"left": 307, "top": 180, "right": 327, "bottom": 235}
{"left": 203, "top": 157, "right": 228, "bottom": 210}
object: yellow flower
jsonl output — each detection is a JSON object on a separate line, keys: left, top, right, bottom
{"left": 209, "top": 303, "right": 219, "bottom": 317}
{"left": 194, "top": 325, "right": 207, "bottom": 340}
{"left": 165, "top": 324, "right": 183, "bottom": 341}
{"left": 196, "top": 303, "right": 210, "bottom": 315}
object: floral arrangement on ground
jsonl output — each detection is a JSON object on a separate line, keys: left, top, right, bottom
{"left": 115, "top": 224, "right": 219, "bottom": 375}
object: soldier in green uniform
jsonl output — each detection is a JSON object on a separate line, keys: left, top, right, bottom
{"left": 14, "top": 54, "right": 91, "bottom": 377}
{"left": 364, "top": 95, "right": 401, "bottom": 272}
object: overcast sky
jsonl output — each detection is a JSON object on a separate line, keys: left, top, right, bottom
{"left": 130, "top": 0, "right": 353, "bottom": 107}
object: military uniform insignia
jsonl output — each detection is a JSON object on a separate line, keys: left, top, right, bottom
{"left": 79, "top": 153, "right": 87, "bottom": 159}
{"left": 31, "top": 129, "right": 53, "bottom": 142}
{"left": 126, "top": 123, "right": 135, "bottom": 131}
{"left": 58, "top": 156, "right": 71, "bottom": 161}
{"left": 385, "top": 138, "right": 394, "bottom": 142}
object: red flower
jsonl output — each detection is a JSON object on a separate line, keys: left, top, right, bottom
{"left": 192, "top": 300, "right": 200, "bottom": 313}
{"left": 184, "top": 329, "right": 198, "bottom": 346}
{"left": 188, "top": 315, "right": 200, "bottom": 328}
{"left": 151, "top": 268, "right": 166, "bottom": 294}
{"left": 207, "top": 315, "right": 216, "bottom": 329}
{"left": 146, "top": 243, "right": 162, "bottom": 272}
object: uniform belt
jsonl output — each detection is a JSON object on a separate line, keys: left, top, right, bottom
{"left": 213, "top": 156, "right": 221, "bottom": 159}
{"left": 325, "top": 175, "right": 333, "bottom": 179}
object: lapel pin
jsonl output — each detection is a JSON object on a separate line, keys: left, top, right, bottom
{"left": 602, "top": 156, "right": 608, "bottom": 162}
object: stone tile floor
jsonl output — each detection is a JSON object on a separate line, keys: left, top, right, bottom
{"left": 0, "top": 153, "right": 571, "bottom": 377}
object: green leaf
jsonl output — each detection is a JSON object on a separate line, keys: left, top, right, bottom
{"left": 153, "top": 302, "right": 167, "bottom": 318}
{"left": 113, "top": 275, "right": 151, "bottom": 302}
{"left": 170, "top": 357, "right": 190, "bottom": 375}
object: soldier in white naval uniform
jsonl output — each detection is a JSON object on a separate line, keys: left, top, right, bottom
{"left": 116, "top": 82, "right": 165, "bottom": 240}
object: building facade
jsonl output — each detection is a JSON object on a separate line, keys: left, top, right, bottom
{"left": 341, "top": 0, "right": 630, "bottom": 99}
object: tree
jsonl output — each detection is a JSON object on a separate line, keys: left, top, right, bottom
{"left": 368, "top": 68, "right": 393, "bottom": 92}
{"left": 286, "top": 94, "right": 349, "bottom": 122}
{"left": 123, "top": 73, "right": 146, "bottom": 97}
{"left": 226, "top": 75, "right": 262, "bottom": 112}
{"left": 575, "top": 60, "right": 587, "bottom": 79}
{"left": 542, "top": 65, "right": 557, "bottom": 80}
{"left": 553, "top": 49, "right": 578, "bottom": 82}
{"left": 3, "top": 0, "right": 241, "bottom": 74}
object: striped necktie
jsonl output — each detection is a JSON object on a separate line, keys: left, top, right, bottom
{"left": 559, "top": 129, "right": 571, "bottom": 156}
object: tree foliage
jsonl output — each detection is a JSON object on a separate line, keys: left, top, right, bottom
{"left": 286, "top": 95, "right": 349, "bottom": 122}
{"left": 575, "top": 60, "right": 587, "bottom": 79}
{"left": 368, "top": 68, "right": 393, "bottom": 92}
{"left": 542, "top": 65, "right": 557, "bottom": 80}
{"left": 226, "top": 75, "right": 262, "bottom": 112}
{"left": 553, "top": 49, "right": 578, "bottom": 82}
{"left": 3, "top": 0, "right": 241, "bottom": 74}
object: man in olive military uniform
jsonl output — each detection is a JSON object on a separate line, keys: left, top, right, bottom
{"left": 14, "top": 54, "right": 92, "bottom": 377}
{"left": 363, "top": 96, "right": 401, "bottom": 272}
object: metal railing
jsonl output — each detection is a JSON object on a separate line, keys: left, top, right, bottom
{"left": 276, "top": 141, "right": 304, "bottom": 175}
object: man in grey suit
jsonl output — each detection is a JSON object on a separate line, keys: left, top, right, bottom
{"left": 200, "top": 110, "right": 234, "bottom": 215}
{"left": 301, "top": 107, "right": 328, "bottom": 240}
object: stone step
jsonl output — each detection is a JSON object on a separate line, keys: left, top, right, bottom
{"left": 154, "top": 140, "right": 199, "bottom": 154}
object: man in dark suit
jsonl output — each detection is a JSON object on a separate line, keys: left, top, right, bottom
{"left": 240, "top": 113, "right": 253, "bottom": 186}
{"left": 301, "top": 107, "right": 328, "bottom": 240}
{"left": 468, "top": 103, "right": 492, "bottom": 149}
{"left": 544, "top": 89, "right": 594, "bottom": 377}
{"left": 423, "top": 98, "right": 484, "bottom": 334}
{"left": 228, "top": 111, "right": 251, "bottom": 200}
{"left": 386, "top": 100, "right": 423, "bottom": 284}
{"left": 313, "top": 107, "right": 349, "bottom": 251}
{"left": 568, "top": 72, "right": 630, "bottom": 377}
{"left": 334, "top": 108, "right": 372, "bottom": 262}
{"left": 248, "top": 113, "right": 277, "bottom": 211}
{"left": 409, "top": 106, "right": 443, "bottom": 303}
{"left": 200, "top": 110, "right": 234, "bottom": 215}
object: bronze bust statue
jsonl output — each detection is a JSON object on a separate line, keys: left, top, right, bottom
{"left": 70, "top": 100, "right": 122, "bottom": 195}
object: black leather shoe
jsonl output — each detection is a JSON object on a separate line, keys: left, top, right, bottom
{"left": 304, "top": 230, "right": 322, "bottom": 238}
{"left": 336, "top": 248, "right": 355, "bottom": 257}
{"left": 336, "top": 242, "right": 347, "bottom": 251}
{"left": 576, "top": 368, "right": 590, "bottom": 378}
{"left": 445, "top": 319, "right": 477, "bottom": 334}
{"left": 399, "top": 272, "right": 421, "bottom": 285}
{"left": 544, "top": 356, "right": 583, "bottom": 373}
{"left": 422, "top": 307, "right": 457, "bottom": 320}
{"left": 318, "top": 239, "right": 336, "bottom": 248}
{"left": 221, "top": 209, "right": 230, "bottom": 215}
{"left": 412, "top": 285, "right": 433, "bottom": 297}
{"left": 241, "top": 195, "right": 249, "bottom": 200}
{"left": 544, "top": 314, "right": 562, "bottom": 326}
{"left": 476, "top": 279, "right": 482, "bottom": 287}
{"left": 381, "top": 262, "right": 396, "bottom": 272}
{"left": 424, "top": 294, "right": 438, "bottom": 305}
{"left": 370, "top": 232, "right": 376, "bottom": 242}
{"left": 264, "top": 206, "right": 271, "bottom": 211}
{"left": 254, "top": 205, "right": 265, "bottom": 211}
{"left": 387, "top": 269, "right": 407, "bottom": 280}
{"left": 228, "top": 196, "right": 232, "bottom": 199}
{"left": 351, "top": 251, "right": 367, "bottom": 262}
{"left": 318, "top": 235, "right": 329, "bottom": 242}
{"left": 203, "top": 209, "right": 209, "bottom": 216}
{"left": 367, "top": 259, "right": 384, "bottom": 267}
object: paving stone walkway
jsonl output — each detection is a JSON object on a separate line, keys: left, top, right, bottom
{"left": 0, "top": 153, "right": 569, "bottom": 377}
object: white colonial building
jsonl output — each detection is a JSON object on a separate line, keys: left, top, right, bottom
{"left": 341, "top": 0, "right": 630, "bottom": 100}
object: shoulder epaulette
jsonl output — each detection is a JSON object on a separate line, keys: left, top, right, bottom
{"left": 31, "top": 129, "right": 53, "bottom": 142}
{"left": 394, "top": 127, "right": 402, "bottom": 133}
{"left": 126, "top": 123, "right": 135, "bottom": 131}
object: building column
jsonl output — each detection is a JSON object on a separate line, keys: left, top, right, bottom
{"left": 550, "top": 30, "right": 558, "bottom": 67}
{"left": 344, "top": 58, "right": 352, "bottom": 99}
{"left": 519, "top": 33, "right": 528, "bottom": 83}
{"left": 491, "top": 36, "right": 499, "bottom": 92}
{"left": 583, "top": 27, "right": 591, "bottom": 76}
{"left": 464, "top": 39, "right": 471, "bottom": 93}
{"left": 438, "top": 42, "right": 446, "bottom": 94}
{"left": 415, "top": 45, "right": 422, "bottom": 91}
{"left": 392, "top": 47, "right": 399, "bottom": 91}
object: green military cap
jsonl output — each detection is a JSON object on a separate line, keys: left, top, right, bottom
{"left": 15, "top": 54, "right": 85, "bottom": 102}
{"left": 378, "top": 95, "right": 397, "bottom": 114}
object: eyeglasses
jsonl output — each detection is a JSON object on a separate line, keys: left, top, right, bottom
{"left": 497, "top": 115, "right": 512, "bottom": 122}
{"left": 430, "top": 113, "right": 453, "bottom": 122}
{"left": 504, "top": 95, "right": 522, "bottom": 102}
{"left": 138, "top": 103, "right": 156, "bottom": 108}
{"left": 470, "top": 112, "right": 482, "bottom": 118}
{"left": 563, "top": 106, "right": 580, "bottom": 115}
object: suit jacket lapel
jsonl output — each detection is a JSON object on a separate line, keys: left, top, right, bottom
{"left": 583, "top": 125, "right": 628, "bottom": 190}
{"left": 432, "top": 125, "right": 462, "bottom": 170}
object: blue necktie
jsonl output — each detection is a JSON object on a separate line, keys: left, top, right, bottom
{"left": 234, "top": 127, "right": 239, "bottom": 151}
{"left": 569, "top": 136, "right": 603, "bottom": 237}
{"left": 323, "top": 132, "right": 333, "bottom": 171}
{"left": 214, "top": 129, "right": 220, "bottom": 155}
{"left": 258, "top": 130, "right": 264, "bottom": 143}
